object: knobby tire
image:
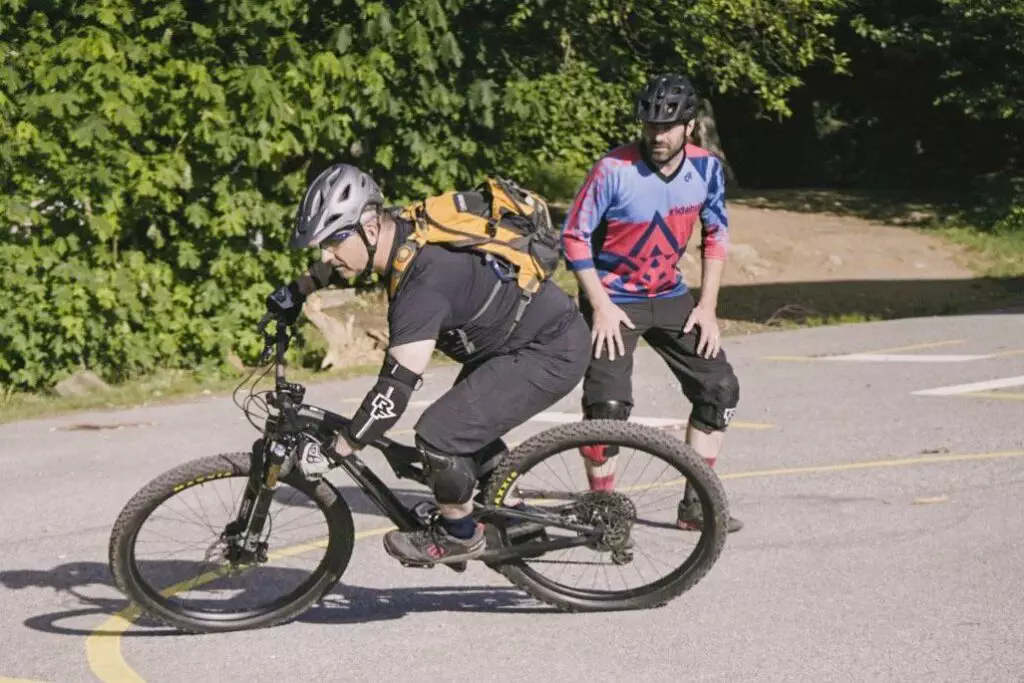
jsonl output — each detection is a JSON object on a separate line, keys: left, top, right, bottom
{"left": 108, "top": 452, "right": 355, "bottom": 634}
{"left": 483, "top": 419, "right": 729, "bottom": 612}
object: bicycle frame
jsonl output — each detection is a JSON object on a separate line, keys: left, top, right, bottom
{"left": 226, "top": 313, "right": 602, "bottom": 567}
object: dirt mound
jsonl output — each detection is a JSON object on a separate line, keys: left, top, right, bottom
{"left": 676, "top": 202, "right": 1013, "bottom": 334}
{"left": 678, "top": 204, "right": 973, "bottom": 288}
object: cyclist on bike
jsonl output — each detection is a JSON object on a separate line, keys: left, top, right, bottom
{"left": 562, "top": 72, "right": 744, "bottom": 532}
{"left": 265, "top": 164, "right": 591, "bottom": 565}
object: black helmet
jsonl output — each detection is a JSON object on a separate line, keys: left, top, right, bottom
{"left": 635, "top": 73, "right": 699, "bottom": 124}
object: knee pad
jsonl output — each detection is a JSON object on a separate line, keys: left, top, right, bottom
{"left": 416, "top": 436, "right": 478, "bottom": 505}
{"left": 580, "top": 400, "right": 632, "bottom": 464}
{"left": 689, "top": 372, "right": 740, "bottom": 433}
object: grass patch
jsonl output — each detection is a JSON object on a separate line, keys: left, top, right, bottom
{"left": 931, "top": 222, "right": 1024, "bottom": 278}
{"left": 0, "top": 361, "right": 383, "bottom": 426}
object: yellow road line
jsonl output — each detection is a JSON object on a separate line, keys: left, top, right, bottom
{"left": 765, "top": 340, "right": 1024, "bottom": 363}
{"left": 719, "top": 450, "right": 1024, "bottom": 480}
{"left": 613, "top": 450, "right": 1024, "bottom": 494}
{"left": 764, "top": 339, "right": 965, "bottom": 361}
{"left": 85, "top": 527, "right": 394, "bottom": 683}
{"left": 858, "top": 339, "right": 966, "bottom": 355}
{"left": 86, "top": 447, "right": 1024, "bottom": 682}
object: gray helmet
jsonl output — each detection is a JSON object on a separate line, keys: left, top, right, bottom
{"left": 635, "top": 73, "right": 699, "bottom": 124}
{"left": 290, "top": 163, "right": 383, "bottom": 249}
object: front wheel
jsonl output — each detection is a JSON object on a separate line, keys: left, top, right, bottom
{"left": 108, "top": 451, "right": 355, "bottom": 633}
{"left": 483, "top": 419, "right": 729, "bottom": 612}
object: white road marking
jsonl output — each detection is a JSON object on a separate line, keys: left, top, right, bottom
{"left": 405, "top": 403, "right": 773, "bottom": 429}
{"left": 912, "top": 375, "right": 1024, "bottom": 396}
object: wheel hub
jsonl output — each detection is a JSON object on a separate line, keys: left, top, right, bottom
{"left": 210, "top": 532, "right": 269, "bottom": 568}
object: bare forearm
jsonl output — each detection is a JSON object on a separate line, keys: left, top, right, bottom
{"left": 574, "top": 268, "right": 614, "bottom": 311}
{"left": 697, "top": 257, "right": 726, "bottom": 311}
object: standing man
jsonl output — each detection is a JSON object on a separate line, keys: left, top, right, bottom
{"left": 561, "top": 72, "right": 744, "bottom": 533}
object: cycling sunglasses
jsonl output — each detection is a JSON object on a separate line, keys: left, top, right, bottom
{"left": 319, "top": 226, "right": 359, "bottom": 249}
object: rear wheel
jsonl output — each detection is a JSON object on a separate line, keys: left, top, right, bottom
{"left": 108, "top": 452, "right": 355, "bottom": 633}
{"left": 483, "top": 419, "right": 729, "bottom": 612}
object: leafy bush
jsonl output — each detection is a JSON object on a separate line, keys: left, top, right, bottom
{"left": 0, "top": 0, "right": 496, "bottom": 390}
{"left": 0, "top": 0, "right": 865, "bottom": 392}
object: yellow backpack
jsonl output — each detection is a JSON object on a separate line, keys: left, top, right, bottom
{"left": 388, "top": 177, "right": 561, "bottom": 301}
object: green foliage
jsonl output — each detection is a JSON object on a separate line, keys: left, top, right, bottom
{"left": 0, "top": 0, "right": 470, "bottom": 390}
{"left": 508, "top": 0, "right": 849, "bottom": 118}
{"left": 15, "top": 0, "right": 1012, "bottom": 394}
{"left": 487, "top": 62, "right": 636, "bottom": 200}
{"left": 718, "top": 0, "right": 1023, "bottom": 192}
{"left": 851, "top": 0, "right": 1024, "bottom": 121}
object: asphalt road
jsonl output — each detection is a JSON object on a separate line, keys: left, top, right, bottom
{"left": 2, "top": 310, "right": 1023, "bottom": 683}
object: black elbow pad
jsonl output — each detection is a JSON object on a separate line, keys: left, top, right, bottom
{"left": 343, "top": 353, "right": 423, "bottom": 448}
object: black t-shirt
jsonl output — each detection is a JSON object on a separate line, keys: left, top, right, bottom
{"left": 386, "top": 219, "right": 576, "bottom": 362}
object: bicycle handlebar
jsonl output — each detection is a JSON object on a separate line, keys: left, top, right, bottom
{"left": 254, "top": 311, "right": 305, "bottom": 399}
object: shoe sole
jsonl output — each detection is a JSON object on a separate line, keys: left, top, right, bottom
{"left": 382, "top": 537, "right": 486, "bottom": 568}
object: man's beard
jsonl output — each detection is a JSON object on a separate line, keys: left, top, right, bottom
{"left": 647, "top": 139, "right": 684, "bottom": 164}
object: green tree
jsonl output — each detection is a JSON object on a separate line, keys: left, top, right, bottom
{"left": 0, "top": 0, "right": 860, "bottom": 392}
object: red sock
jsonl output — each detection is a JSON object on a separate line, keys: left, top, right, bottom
{"left": 587, "top": 473, "right": 615, "bottom": 491}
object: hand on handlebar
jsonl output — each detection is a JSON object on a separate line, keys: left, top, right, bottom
{"left": 265, "top": 281, "right": 306, "bottom": 326}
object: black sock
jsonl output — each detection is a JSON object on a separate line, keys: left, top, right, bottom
{"left": 440, "top": 515, "right": 476, "bottom": 539}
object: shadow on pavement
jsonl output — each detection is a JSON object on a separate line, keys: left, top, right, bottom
{"left": 714, "top": 276, "right": 1023, "bottom": 329}
{"left": 1, "top": 558, "right": 546, "bottom": 638}
{"left": 300, "top": 583, "right": 550, "bottom": 624}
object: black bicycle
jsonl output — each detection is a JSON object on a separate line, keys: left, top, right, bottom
{"left": 107, "top": 313, "right": 731, "bottom": 633}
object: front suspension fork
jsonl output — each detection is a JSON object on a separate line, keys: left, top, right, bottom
{"left": 224, "top": 438, "right": 286, "bottom": 555}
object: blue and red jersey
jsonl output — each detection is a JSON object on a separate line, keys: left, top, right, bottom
{"left": 561, "top": 141, "right": 729, "bottom": 303}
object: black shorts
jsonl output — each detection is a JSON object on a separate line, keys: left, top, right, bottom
{"left": 579, "top": 291, "right": 740, "bottom": 431}
{"left": 415, "top": 284, "right": 591, "bottom": 455}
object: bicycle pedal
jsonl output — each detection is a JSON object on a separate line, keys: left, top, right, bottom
{"left": 398, "top": 560, "right": 435, "bottom": 569}
{"left": 447, "top": 561, "right": 468, "bottom": 573}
